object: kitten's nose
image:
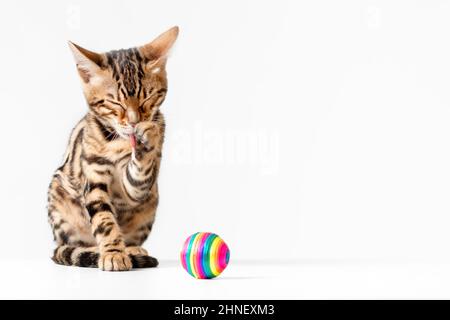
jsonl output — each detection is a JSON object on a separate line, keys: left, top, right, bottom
{"left": 126, "top": 110, "right": 139, "bottom": 127}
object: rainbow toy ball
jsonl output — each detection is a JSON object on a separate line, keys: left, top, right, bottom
{"left": 180, "top": 232, "right": 230, "bottom": 279}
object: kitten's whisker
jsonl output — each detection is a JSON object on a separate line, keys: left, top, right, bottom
{"left": 105, "top": 131, "right": 115, "bottom": 140}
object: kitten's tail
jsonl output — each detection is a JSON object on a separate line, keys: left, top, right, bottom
{"left": 52, "top": 245, "right": 158, "bottom": 269}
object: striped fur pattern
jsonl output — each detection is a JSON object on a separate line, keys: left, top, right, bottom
{"left": 48, "top": 27, "right": 178, "bottom": 271}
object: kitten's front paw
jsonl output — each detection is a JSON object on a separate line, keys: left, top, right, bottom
{"left": 134, "top": 122, "right": 159, "bottom": 152}
{"left": 98, "top": 252, "right": 132, "bottom": 271}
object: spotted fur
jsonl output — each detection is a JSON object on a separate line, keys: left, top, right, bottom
{"left": 48, "top": 27, "right": 178, "bottom": 271}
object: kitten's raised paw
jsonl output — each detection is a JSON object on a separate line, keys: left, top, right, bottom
{"left": 99, "top": 252, "right": 132, "bottom": 271}
{"left": 134, "top": 122, "right": 158, "bottom": 152}
{"left": 125, "top": 246, "right": 149, "bottom": 256}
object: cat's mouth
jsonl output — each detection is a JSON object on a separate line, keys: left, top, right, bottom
{"left": 114, "top": 131, "right": 134, "bottom": 142}
{"left": 114, "top": 125, "right": 135, "bottom": 139}
{"left": 119, "top": 130, "right": 137, "bottom": 149}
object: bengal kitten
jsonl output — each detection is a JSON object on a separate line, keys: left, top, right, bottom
{"left": 48, "top": 27, "right": 178, "bottom": 271}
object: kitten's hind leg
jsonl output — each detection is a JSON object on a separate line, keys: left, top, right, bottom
{"left": 52, "top": 245, "right": 99, "bottom": 268}
{"left": 125, "top": 246, "right": 159, "bottom": 268}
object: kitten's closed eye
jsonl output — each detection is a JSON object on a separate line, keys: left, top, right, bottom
{"left": 105, "top": 99, "right": 126, "bottom": 111}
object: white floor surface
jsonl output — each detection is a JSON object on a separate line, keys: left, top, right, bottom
{"left": 1, "top": 258, "right": 449, "bottom": 299}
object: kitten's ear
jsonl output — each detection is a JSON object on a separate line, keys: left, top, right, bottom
{"left": 139, "top": 26, "right": 179, "bottom": 63}
{"left": 68, "top": 41, "right": 103, "bottom": 83}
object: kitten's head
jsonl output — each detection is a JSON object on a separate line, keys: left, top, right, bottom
{"left": 68, "top": 26, "right": 178, "bottom": 138}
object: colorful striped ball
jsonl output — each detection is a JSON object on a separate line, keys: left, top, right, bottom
{"left": 180, "top": 232, "right": 230, "bottom": 279}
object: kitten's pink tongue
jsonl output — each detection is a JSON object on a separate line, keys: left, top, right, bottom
{"left": 130, "top": 134, "right": 136, "bottom": 149}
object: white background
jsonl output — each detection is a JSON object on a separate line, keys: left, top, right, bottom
{"left": 1, "top": 0, "right": 450, "bottom": 299}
